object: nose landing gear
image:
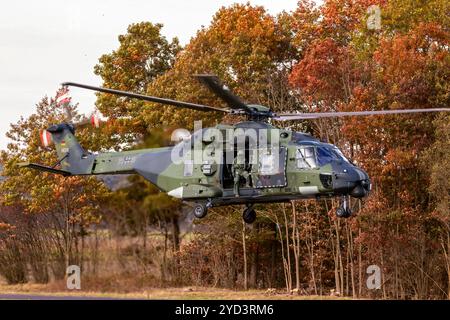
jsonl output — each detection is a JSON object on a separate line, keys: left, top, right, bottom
{"left": 336, "top": 196, "right": 352, "bottom": 218}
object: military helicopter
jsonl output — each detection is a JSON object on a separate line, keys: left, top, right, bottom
{"left": 19, "top": 75, "right": 449, "bottom": 223}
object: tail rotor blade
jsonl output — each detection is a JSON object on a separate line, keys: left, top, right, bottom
{"left": 40, "top": 129, "right": 52, "bottom": 147}
{"left": 73, "top": 113, "right": 102, "bottom": 129}
{"left": 90, "top": 113, "right": 100, "bottom": 128}
{"left": 56, "top": 90, "right": 71, "bottom": 106}
{"left": 56, "top": 86, "right": 73, "bottom": 122}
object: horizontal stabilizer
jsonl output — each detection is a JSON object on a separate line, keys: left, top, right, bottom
{"left": 18, "top": 162, "right": 71, "bottom": 176}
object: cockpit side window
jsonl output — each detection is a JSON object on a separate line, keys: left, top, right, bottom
{"left": 296, "top": 146, "right": 318, "bottom": 169}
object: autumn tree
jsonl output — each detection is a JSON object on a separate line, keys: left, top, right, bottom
{"left": 93, "top": 22, "right": 184, "bottom": 273}
{"left": 422, "top": 114, "right": 450, "bottom": 297}
{"left": 288, "top": 0, "right": 449, "bottom": 298}
{"left": 1, "top": 0, "right": 448, "bottom": 297}
{"left": 94, "top": 22, "right": 181, "bottom": 145}
{"left": 144, "top": 3, "right": 299, "bottom": 129}
{"left": 0, "top": 90, "right": 112, "bottom": 281}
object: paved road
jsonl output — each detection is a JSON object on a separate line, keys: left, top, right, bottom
{"left": 0, "top": 293, "right": 127, "bottom": 300}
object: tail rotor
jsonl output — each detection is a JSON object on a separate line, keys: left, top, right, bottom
{"left": 39, "top": 86, "right": 104, "bottom": 148}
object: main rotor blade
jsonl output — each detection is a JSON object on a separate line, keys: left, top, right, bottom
{"left": 274, "top": 108, "right": 450, "bottom": 121}
{"left": 194, "top": 74, "right": 251, "bottom": 112}
{"left": 61, "top": 82, "right": 230, "bottom": 113}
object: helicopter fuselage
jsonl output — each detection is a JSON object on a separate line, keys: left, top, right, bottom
{"left": 80, "top": 121, "right": 371, "bottom": 208}
{"left": 25, "top": 121, "right": 370, "bottom": 212}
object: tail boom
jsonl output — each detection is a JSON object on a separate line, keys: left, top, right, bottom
{"left": 20, "top": 123, "right": 145, "bottom": 177}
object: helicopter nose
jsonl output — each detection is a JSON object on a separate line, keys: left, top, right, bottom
{"left": 349, "top": 168, "right": 371, "bottom": 198}
{"left": 333, "top": 166, "right": 371, "bottom": 198}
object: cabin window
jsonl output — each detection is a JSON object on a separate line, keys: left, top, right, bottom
{"left": 253, "top": 147, "right": 287, "bottom": 188}
{"left": 296, "top": 146, "right": 318, "bottom": 169}
{"left": 259, "top": 150, "right": 277, "bottom": 175}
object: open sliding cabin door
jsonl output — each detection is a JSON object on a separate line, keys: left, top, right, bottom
{"left": 252, "top": 147, "right": 287, "bottom": 189}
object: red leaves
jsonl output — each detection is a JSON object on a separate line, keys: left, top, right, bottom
{"left": 289, "top": 38, "right": 352, "bottom": 103}
{"left": 287, "top": 2, "right": 449, "bottom": 295}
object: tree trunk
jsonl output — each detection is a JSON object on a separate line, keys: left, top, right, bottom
{"left": 275, "top": 210, "right": 291, "bottom": 293}
{"left": 283, "top": 204, "right": 292, "bottom": 293}
{"left": 171, "top": 216, "right": 180, "bottom": 252}
{"left": 346, "top": 221, "right": 356, "bottom": 298}
{"left": 358, "top": 227, "right": 362, "bottom": 298}
{"left": 249, "top": 245, "right": 258, "bottom": 288}
{"left": 292, "top": 201, "right": 300, "bottom": 292}
{"left": 305, "top": 204, "right": 317, "bottom": 295}
{"left": 161, "top": 223, "right": 168, "bottom": 283}
{"left": 242, "top": 220, "right": 248, "bottom": 290}
{"left": 270, "top": 224, "right": 277, "bottom": 287}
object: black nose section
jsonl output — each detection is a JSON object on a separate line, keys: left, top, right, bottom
{"left": 350, "top": 181, "right": 370, "bottom": 198}
{"left": 333, "top": 166, "right": 371, "bottom": 198}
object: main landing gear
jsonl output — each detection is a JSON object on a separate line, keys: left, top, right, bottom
{"left": 192, "top": 202, "right": 208, "bottom": 219}
{"left": 336, "top": 196, "right": 352, "bottom": 218}
{"left": 191, "top": 202, "right": 257, "bottom": 224}
{"left": 243, "top": 204, "right": 257, "bottom": 224}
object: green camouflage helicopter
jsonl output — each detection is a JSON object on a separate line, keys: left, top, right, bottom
{"left": 19, "top": 75, "right": 450, "bottom": 223}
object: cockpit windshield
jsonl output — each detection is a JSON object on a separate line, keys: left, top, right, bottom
{"left": 296, "top": 145, "right": 350, "bottom": 169}
{"left": 330, "top": 147, "right": 351, "bottom": 164}
{"left": 318, "top": 146, "right": 350, "bottom": 165}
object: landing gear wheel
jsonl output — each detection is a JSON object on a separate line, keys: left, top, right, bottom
{"left": 243, "top": 207, "right": 257, "bottom": 224}
{"left": 336, "top": 207, "right": 346, "bottom": 218}
{"left": 343, "top": 208, "right": 352, "bottom": 218}
{"left": 193, "top": 203, "right": 208, "bottom": 219}
{"left": 336, "top": 196, "right": 352, "bottom": 218}
{"left": 336, "top": 207, "right": 352, "bottom": 218}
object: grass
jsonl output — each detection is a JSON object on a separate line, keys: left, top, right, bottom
{"left": 0, "top": 283, "right": 350, "bottom": 300}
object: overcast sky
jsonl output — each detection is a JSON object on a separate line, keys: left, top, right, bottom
{"left": 0, "top": 0, "right": 302, "bottom": 150}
